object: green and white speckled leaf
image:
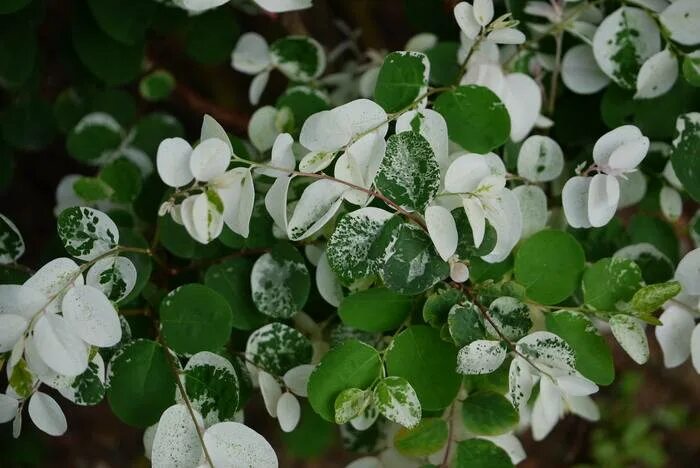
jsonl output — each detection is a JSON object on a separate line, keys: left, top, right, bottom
{"left": 0, "top": 213, "right": 24, "bottom": 264}
{"left": 447, "top": 302, "right": 486, "bottom": 347}
{"left": 326, "top": 207, "right": 394, "bottom": 284}
{"left": 373, "top": 376, "right": 421, "bottom": 429}
{"left": 375, "top": 131, "right": 439, "bottom": 212}
{"left": 486, "top": 297, "right": 532, "bottom": 342}
{"left": 609, "top": 314, "right": 649, "bottom": 364}
{"left": 457, "top": 340, "right": 507, "bottom": 375}
{"left": 270, "top": 36, "right": 326, "bottom": 82}
{"left": 592, "top": 7, "right": 661, "bottom": 90}
{"left": 180, "top": 351, "right": 240, "bottom": 426}
{"left": 671, "top": 113, "right": 700, "bottom": 202}
{"left": 287, "top": 179, "right": 347, "bottom": 241}
{"left": 515, "top": 331, "right": 576, "bottom": 372}
{"left": 151, "top": 404, "right": 203, "bottom": 468}
{"left": 250, "top": 243, "right": 309, "bottom": 318}
{"left": 57, "top": 207, "right": 119, "bottom": 260}
{"left": 59, "top": 353, "right": 106, "bottom": 406}
{"left": 86, "top": 256, "right": 137, "bottom": 303}
{"left": 245, "top": 322, "right": 313, "bottom": 376}
{"left": 334, "top": 387, "right": 369, "bottom": 424}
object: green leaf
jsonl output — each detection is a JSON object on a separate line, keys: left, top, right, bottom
{"left": 582, "top": 257, "right": 643, "bottom": 311}
{"left": 334, "top": 388, "right": 369, "bottom": 424}
{"left": 374, "top": 51, "right": 430, "bottom": 113}
{"left": 0, "top": 0, "right": 31, "bottom": 14}
{"left": 514, "top": 230, "right": 586, "bottom": 305}
{"left": 671, "top": 113, "right": 700, "bottom": 202}
{"left": 0, "top": 21, "right": 37, "bottom": 88}
{"left": 385, "top": 325, "right": 461, "bottom": 411}
{"left": 614, "top": 243, "right": 674, "bottom": 284}
{"left": 107, "top": 339, "right": 177, "bottom": 427}
{"left": 87, "top": 0, "right": 155, "bottom": 45}
{"left": 447, "top": 302, "right": 486, "bottom": 347}
{"left": 159, "top": 284, "right": 233, "bottom": 355}
{"left": 99, "top": 158, "right": 142, "bottom": 203}
{"left": 455, "top": 438, "right": 513, "bottom": 468}
{"left": 62, "top": 354, "right": 105, "bottom": 406}
{"left": 394, "top": 418, "right": 448, "bottom": 457}
{"left": 630, "top": 281, "right": 682, "bottom": 315}
{"left": 628, "top": 215, "right": 679, "bottom": 263}
{"left": 139, "top": 69, "right": 175, "bottom": 102}
{"left": 375, "top": 131, "right": 440, "bottom": 212}
{"left": 682, "top": 52, "right": 700, "bottom": 87}
{"left": 251, "top": 242, "right": 310, "bottom": 318}
{"left": 374, "top": 376, "right": 421, "bottom": 428}
{"left": 381, "top": 223, "right": 449, "bottom": 295}
{"left": 57, "top": 206, "right": 119, "bottom": 261}
{"left": 130, "top": 112, "right": 184, "bottom": 156}
{"left": 433, "top": 85, "right": 510, "bottom": 153}
{"left": 276, "top": 86, "right": 329, "bottom": 131}
{"left": 426, "top": 42, "right": 460, "bottom": 86}
{"left": 423, "top": 287, "right": 466, "bottom": 328}
{"left": 486, "top": 297, "right": 532, "bottom": 341}
{"left": 204, "top": 257, "right": 268, "bottom": 331}
{"left": 73, "top": 177, "right": 112, "bottom": 201}
{"left": 0, "top": 213, "right": 24, "bottom": 264}
{"left": 338, "top": 288, "right": 414, "bottom": 332}
{"left": 308, "top": 340, "right": 382, "bottom": 422}
{"left": 270, "top": 36, "right": 325, "bottom": 82}
{"left": 185, "top": 9, "right": 240, "bottom": 65}
{"left": 183, "top": 351, "right": 240, "bottom": 426}
{"left": 326, "top": 208, "right": 394, "bottom": 284}
{"left": 9, "top": 359, "right": 33, "bottom": 398}
{"left": 0, "top": 98, "right": 56, "bottom": 152}
{"left": 246, "top": 322, "right": 313, "bottom": 376}
{"left": 545, "top": 310, "right": 614, "bottom": 385}
{"left": 280, "top": 401, "right": 335, "bottom": 458}
{"left": 67, "top": 113, "right": 122, "bottom": 162}
{"left": 461, "top": 391, "right": 519, "bottom": 436}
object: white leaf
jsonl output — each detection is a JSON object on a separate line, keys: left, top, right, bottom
{"left": 86, "top": 256, "right": 137, "bottom": 303}
{"left": 316, "top": 252, "right": 343, "bottom": 307}
{"left": 231, "top": 32, "right": 271, "bottom": 75}
{"left": 299, "top": 151, "right": 335, "bottom": 173}
{"left": 405, "top": 32, "right": 438, "bottom": 52}
{"left": 259, "top": 371, "right": 283, "bottom": 417}
{"left": 463, "top": 197, "right": 486, "bottom": 248}
{"left": 635, "top": 49, "right": 679, "bottom": 99}
{"left": 566, "top": 395, "right": 600, "bottom": 422}
{"left": 618, "top": 170, "right": 648, "bottom": 208}
{"left": 531, "top": 377, "right": 561, "bottom": 441}
{"left": 487, "top": 28, "right": 525, "bottom": 44}
{"left": 444, "top": 154, "right": 491, "bottom": 193}
{"left": 201, "top": 114, "right": 233, "bottom": 155}
{"left": 25, "top": 257, "right": 83, "bottom": 314}
{"left": 562, "top": 176, "right": 592, "bottom": 228}
{"left": 628, "top": 0, "right": 669, "bottom": 13}
{"left": 508, "top": 357, "right": 533, "bottom": 411}
{"left": 609, "top": 314, "right": 649, "bottom": 364}
{"left": 555, "top": 373, "right": 599, "bottom": 396}
{"left": 425, "top": 205, "right": 458, "bottom": 261}
{"left": 502, "top": 73, "right": 541, "bottom": 142}
{"left": 254, "top": 0, "right": 312, "bottom": 13}
{"left": 28, "top": 392, "right": 67, "bottom": 436}
{"left": 0, "top": 284, "right": 44, "bottom": 320}
{"left": 191, "top": 193, "right": 224, "bottom": 244}
{"left": 276, "top": 392, "right": 301, "bottom": 432}
{"left": 61, "top": 285, "right": 121, "bottom": 347}
{"left": 674, "top": 248, "right": 700, "bottom": 295}
{"left": 512, "top": 185, "right": 547, "bottom": 239}
{"left": 450, "top": 262, "right": 470, "bottom": 283}
{"left": 691, "top": 323, "right": 700, "bottom": 374}
{"left": 659, "top": 0, "right": 700, "bottom": 46}
{"left": 655, "top": 305, "right": 695, "bottom": 368}
{"left": 217, "top": 168, "right": 255, "bottom": 238}
{"left": 203, "top": 421, "right": 278, "bottom": 467}
{"left": 349, "top": 402, "right": 379, "bottom": 431}
{"left": 608, "top": 135, "right": 650, "bottom": 173}
{"left": 264, "top": 176, "right": 292, "bottom": 232}
{"left": 481, "top": 188, "right": 522, "bottom": 263}
{"left": 287, "top": 179, "right": 347, "bottom": 240}
{"left": 257, "top": 133, "right": 296, "bottom": 178}
{"left": 249, "top": 70, "right": 270, "bottom": 106}
{"left": 0, "top": 394, "right": 18, "bottom": 424}
{"left": 473, "top": 0, "right": 494, "bottom": 26}
{"left": 143, "top": 424, "right": 158, "bottom": 460}
{"left": 248, "top": 106, "right": 280, "bottom": 153}
{"left": 517, "top": 135, "right": 564, "bottom": 182}
{"left": 283, "top": 364, "right": 314, "bottom": 397}
{"left": 334, "top": 130, "right": 387, "bottom": 205}
{"left": 346, "top": 457, "right": 383, "bottom": 468}
{"left": 0, "top": 314, "right": 27, "bottom": 353}
{"left": 454, "top": 2, "right": 481, "bottom": 39}
{"left": 587, "top": 173, "right": 620, "bottom": 227}
{"left": 593, "top": 125, "right": 644, "bottom": 167}
{"left": 152, "top": 404, "right": 203, "bottom": 468}
{"left": 0, "top": 213, "right": 24, "bottom": 264}
{"left": 34, "top": 313, "right": 89, "bottom": 376}
{"left": 176, "top": 0, "right": 229, "bottom": 13}
{"left": 156, "top": 137, "right": 194, "bottom": 188}
{"left": 456, "top": 340, "right": 506, "bottom": 374}
{"left": 561, "top": 44, "right": 610, "bottom": 95}
{"left": 660, "top": 186, "right": 682, "bottom": 221}
{"left": 190, "top": 138, "right": 231, "bottom": 182}
{"left": 480, "top": 434, "right": 526, "bottom": 465}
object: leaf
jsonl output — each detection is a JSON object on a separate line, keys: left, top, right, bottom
{"left": 514, "top": 230, "right": 586, "bottom": 305}
{"left": 630, "top": 281, "right": 681, "bottom": 315}
{"left": 516, "top": 135, "right": 564, "bottom": 182}
{"left": 182, "top": 351, "right": 240, "bottom": 426}
{"left": 0, "top": 313, "right": 27, "bottom": 353}
{"left": 671, "top": 113, "right": 700, "bottom": 202}
{"left": 277, "top": 392, "right": 301, "bottom": 432}
{"left": 381, "top": 223, "right": 449, "bottom": 295}
{"left": 659, "top": 0, "right": 700, "bottom": 46}
{"left": 204, "top": 258, "right": 268, "bottom": 331}
{"left": 57, "top": 207, "right": 119, "bottom": 261}
{"left": 609, "top": 314, "right": 649, "bottom": 364}
{"left": 0, "top": 213, "right": 24, "bottom": 264}
{"left": 326, "top": 207, "right": 394, "bottom": 284}
{"left": 614, "top": 243, "right": 674, "bottom": 284}
{"left": 375, "top": 131, "right": 440, "bottom": 212}
{"left": 28, "top": 392, "right": 67, "bottom": 437}
{"left": 385, "top": 325, "right": 461, "bottom": 411}
{"left": 486, "top": 297, "right": 532, "bottom": 341}
{"left": 308, "top": 340, "right": 382, "bottom": 421}
{"left": 62, "top": 284, "right": 121, "bottom": 347}
{"left": 561, "top": 44, "right": 611, "bottom": 95}
{"left": 283, "top": 364, "right": 314, "bottom": 397}
{"left": 270, "top": 36, "right": 326, "bottom": 82}
{"left": 461, "top": 391, "right": 519, "bottom": 436}
{"left": 59, "top": 353, "right": 106, "bottom": 406}
{"left": 280, "top": 401, "right": 335, "bottom": 458}
{"left": 374, "top": 51, "right": 430, "bottom": 113}
{"left": 635, "top": 49, "right": 679, "bottom": 99}
{"left": 107, "top": 339, "right": 177, "bottom": 427}
{"left": 86, "top": 0, "right": 155, "bottom": 45}
{"left": 246, "top": 322, "right": 313, "bottom": 376}
{"left": 447, "top": 302, "right": 486, "bottom": 347}
{"left": 159, "top": 284, "right": 232, "bottom": 355}
{"left": 86, "top": 256, "right": 137, "bottom": 303}
{"left": 457, "top": 340, "right": 507, "bottom": 375}
{"left": 250, "top": 243, "right": 310, "bottom": 318}
{"left": 139, "top": 69, "right": 175, "bottom": 102}
{"left": 455, "top": 438, "right": 514, "bottom": 468}
{"left": 189, "top": 138, "right": 231, "bottom": 182}
{"left": 334, "top": 388, "right": 369, "bottom": 424}
{"left": 545, "top": 311, "right": 615, "bottom": 385}
{"left": 287, "top": 179, "right": 347, "bottom": 240}
{"left": 393, "top": 418, "right": 448, "bottom": 457}
{"left": 433, "top": 85, "right": 510, "bottom": 153}
{"left": 66, "top": 112, "right": 122, "bottom": 163}
{"left": 203, "top": 421, "right": 278, "bottom": 467}
{"left": 151, "top": 404, "right": 203, "bottom": 468}
{"left": 373, "top": 376, "right": 421, "bottom": 428}
{"left": 156, "top": 137, "right": 194, "bottom": 188}
{"left": 338, "top": 288, "right": 414, "bottom": 332}
{"left": 592, "top": 7, "right": 661, "bottom": 90}
{"left": 259, "top": 371, "right": 283, "bottom": 417}
{"left": 655, "top": 305, "right": 694, "bottom": 368}
{"left": 582, "top": 257, "right": 644, "bottom": 311}
{"left": 34, "top": 313, "right": 89, "bottom": 377}
{"left": 99, "top": 158, "right": 142, "bottom": 203}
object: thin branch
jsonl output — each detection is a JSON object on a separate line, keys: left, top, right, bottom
{"left": 547, "top": 30, "right": 564, "bottom": 115}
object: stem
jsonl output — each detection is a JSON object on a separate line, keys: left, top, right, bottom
{"left": 547, "top": 30, "right": 564, "bottom": 115}
{"left": 161, "top": 340, "right": 215, "bottom": 468}
{"left": 440, "top": 402, "right": 457, "bottom": 467}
